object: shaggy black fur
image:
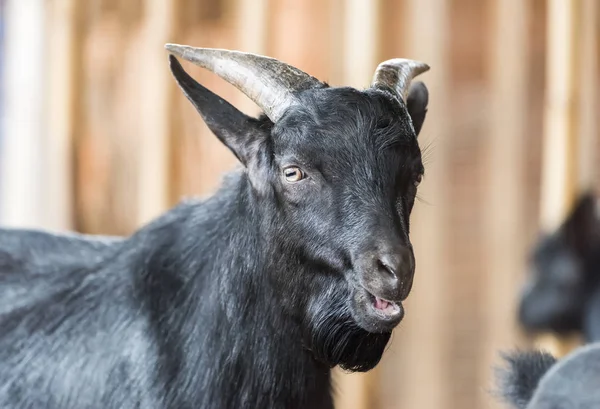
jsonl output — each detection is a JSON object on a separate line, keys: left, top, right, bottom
{"left": 495, "top": 350, "right": 557, "bottom": 409}
{"left": 0, "top": 54, "right": 429, "bottom": 408}
{"left": 495, "top": 343, "right": 600, "bottom": 409}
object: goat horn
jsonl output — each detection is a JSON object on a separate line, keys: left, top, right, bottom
{"left": 371, "top": 58, "right": 430, "bottom": 102}
{"left": 165, "top": 44, "right": 324, "bottom": 122}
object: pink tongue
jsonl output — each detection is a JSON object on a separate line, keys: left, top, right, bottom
{"left": 374, "top": 297, "right": 390, "bottom": 310}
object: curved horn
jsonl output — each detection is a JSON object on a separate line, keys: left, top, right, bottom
{"left": 371, "top": 58, "right": 430, "bottom": 102}
{"left": 165, "top": 44, "right": 324, "bottom": 122}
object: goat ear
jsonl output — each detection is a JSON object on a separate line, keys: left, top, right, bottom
{"left": 169, "top": 55, "right": 264, "bottom": 166}
{"left": 406, "top": 81, "right": 429, "bottom": 137}
{"left": 563, "top": 191, "right": 599, "bottom": 251}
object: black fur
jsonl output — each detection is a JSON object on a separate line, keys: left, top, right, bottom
{"left": 495, "top": 350, "right": 557, "bottom": 409}
{"left": 518, "top": 192, "right": 600, "bottom": 342}
{"left": 495, "top": 343, "right": 600, "bottom": 409}
{"left": 0, "top": 54, "right": 430, "bottom": 408}
{"left": 0, "top": 229, "right": 122, "bottom": 316}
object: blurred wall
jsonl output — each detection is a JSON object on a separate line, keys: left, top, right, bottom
{"left": 0, "top": 1, "right": 599, "bottom": 408}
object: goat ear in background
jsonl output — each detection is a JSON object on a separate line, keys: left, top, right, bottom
{"left": 406, "top": 81, "right": 429, "bottom": 137}
{"left": 563, "top": 191, "right": 600, "bottom": 252}
{"left": 169, "top": 55, "right": 263, "bottom": 166}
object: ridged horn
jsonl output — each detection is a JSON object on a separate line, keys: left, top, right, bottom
{"left": 371, "top": 58, "right": 430, "bottom": 102}
{"left": 165, "top": 44, "right": 324, "bottom": 122}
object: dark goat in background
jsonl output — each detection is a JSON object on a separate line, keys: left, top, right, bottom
{"left": 495, "top": 343, "right": 600, "bottom": 409}
{"left": 0, "top": 45, "right": 431, "bottom": 409}
{"left": 518, "top": 192, "right": 600, "bottom": 342}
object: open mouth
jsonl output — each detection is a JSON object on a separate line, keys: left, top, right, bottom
{"left": 365, "top": 290, "right": 403, "bottom": 318}
{"left": 353, "top": 285, "right": 404, "bottom": 331}
{"left": 348, "top": 284, "right": 406, "bottom": 333}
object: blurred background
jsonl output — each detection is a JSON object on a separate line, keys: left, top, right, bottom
{"left": 0, "top": 0, "right": 598, "bottom": 408}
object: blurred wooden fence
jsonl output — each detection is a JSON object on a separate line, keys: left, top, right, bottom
{"left": 0, "top": 0, "right": 599, "bottom": 408}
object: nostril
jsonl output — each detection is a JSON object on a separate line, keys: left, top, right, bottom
{"left": 377, "top": 259, "right": 397, "bottom": 279}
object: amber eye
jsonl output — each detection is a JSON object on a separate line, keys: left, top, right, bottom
{"left": 283, "top": 166, "right": 305, "bottom": 183}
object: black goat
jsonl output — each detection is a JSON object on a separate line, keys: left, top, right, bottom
{"left": 0, "top": 45, "right": 431, "bottom": 409}
{"left": 495, "top": 343, "right": 600, "bottom": 409}
{"left": 518, "top": 192, "right": 600, "bottom": 342}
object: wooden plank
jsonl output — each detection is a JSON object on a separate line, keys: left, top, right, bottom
{"left": 0, "top": 0, "right": 46, "bottom": 228}
{"left": 327, "top": 0, "right": 345, "bottom": 86}
{"left": 482, "top": 0, "right": 529, "bottom": 406}
{"left": 536, "top": 0, "right": 583, "bottom": 358}
{"left": 267, "top": 0, "right": 332, "bottom": 79}
{"left": 539, "top": 0, "right": 581, "bottom": 233}
{"left": 43, "top": 0, "right": 81, "bottom": 231}
{"left": 393, "top": 0, "right": 451, "bottom": 408}
{"left": 234, "top": 0, "right": 269, "bottom": 115}
{"left": 137, "top": 0, "right": 179, "bottom": 226}
{"left": 576, "top": 0, "right": 598, "bottom": 190}
{"left": 340, "top": 0, "right": 379, "bottom": 88}
{"left": 73, "top": 5, "right": 148, "bottom": 235}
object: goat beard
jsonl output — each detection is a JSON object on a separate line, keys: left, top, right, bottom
{"left": 306, "top": 293, "right": 391, "bottom": 372}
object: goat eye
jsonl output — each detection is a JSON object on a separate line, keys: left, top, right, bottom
{"left": 283, "top": 166, "right": 305, "bottom": 183}
{"left": 414, "top": 175, "right": 423, "bottom": 187}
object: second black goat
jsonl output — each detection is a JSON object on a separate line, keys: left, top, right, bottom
{"left": 519, "top": 192, "right": 600, "bottom": 342}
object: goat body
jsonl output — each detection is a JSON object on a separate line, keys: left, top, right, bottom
{"left": 0, "top": 46, "right": 431, "bottom": 409}
{"left": 1, "top": 187, "right": 334, "bottom": 408}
